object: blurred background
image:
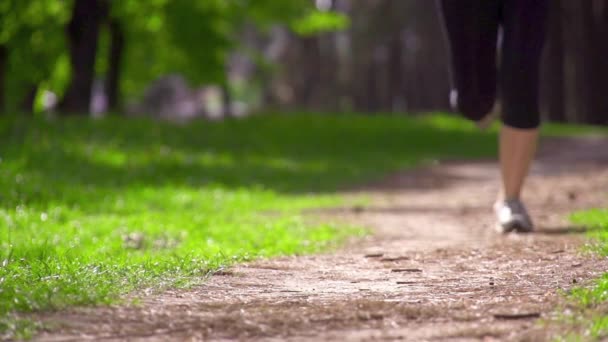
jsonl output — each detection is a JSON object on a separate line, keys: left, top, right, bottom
{"left": 0, "top": 0, "right": 607, "bottom": 124}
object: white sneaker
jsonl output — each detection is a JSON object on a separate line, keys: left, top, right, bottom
{"left": 494, "top": 199, "right": 534, "bottom": 233}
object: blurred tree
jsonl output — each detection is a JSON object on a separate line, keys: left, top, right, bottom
{"left": 111, "top": 0, "right": 337, "bottom": 114}
{"left": 1, "top": 0, "right": 337, "bottom": 115}
{"left": 555, "top": 0, "right": 608, "bottom": 124}
{"left": 104, "top": 18, "right": 124, "bottom": 112}
{"left": 102, "top": 0, "right": 169, "bottom": 113}
{"left": 264, "top": 0, "right": 450, "bottom": 114}
{"left": 541, "top": 0, "right": 566, "bottom": 122}
{"left": 0, "top": 45, "right": 6, "bottom": 113}
{"left": 584, "top": 0, "right": 608, "bottom": 125}
{"left": 0, "top": 0, "right": 71, "bottom": 114}
{"left": 59, "top": 0, "right": 107, "bottom": 114}
{"left": 4, "top": 0, "right": 604, "bottom": 124}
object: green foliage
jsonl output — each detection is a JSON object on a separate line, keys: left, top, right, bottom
{"left": 291, "top": 11, "right": 350, "bottom": 36}
{"left": 0, "top": 0, "right": 72, "bottom": 109}
{"left": 241, "top": 0, "right": 312, "bottom": 25}
{"left": 112, "top": 0, "right": 350, "bottom": 98}
{"left": 1, "top": 0, "right": 350, "bottom": 110}
{"left": 133, "top": 0, "right": 232, "bottom": 86}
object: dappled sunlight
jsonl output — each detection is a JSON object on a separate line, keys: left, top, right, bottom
{"left": 1, "top": 114, "right": 499, "bottom": 208}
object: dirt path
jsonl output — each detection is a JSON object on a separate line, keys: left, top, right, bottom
{"left": 36, "top": 137, "right": 608, "bottom": 342}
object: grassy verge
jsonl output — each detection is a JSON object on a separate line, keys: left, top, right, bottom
{"left": 0, "top": 112, "right": 601, "bottom": 339}
{"left": 0, "top": 112, "right": 500, "bottom": 339}
{"left": 513, "top": 120, "right": 606, "bottom": 341}
{"left": 554, "top": 210, "right": 608, "bottom": 341}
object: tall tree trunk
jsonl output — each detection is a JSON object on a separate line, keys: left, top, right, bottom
{"left": 597, "top": 0, "right": 608, "bottom": 124}
{"left": 20, "top": 85, "right": 38, "bottom": 114}
{"left": 581, "top": 1, "right": 600, "bottom": 124}
{"left": 543, "top": 0, "right": 566, "bottom": 122}
{"left": 420, "top": 0, "right": 452, "bottom": 112}
{"left": 387, "top": 32, "right": 404, "bottom": 111}
{"left": 293, "top": 36, "right": 322, "bottom": 109}
{"left": 586, "top": 0, "right": 608, "bottom": 124}
{"left": 221, "top": 82, "right": 233, "bottom": 118}
{"left": 364, "top": 61, "right": 380, "bottom": 112}
{"left": 317, "top": 33, "right": 338, "bottom": 110}
{"left": 562, "top": 0, "right": 591, "bottom": 123}
{"left": 0, "top": 45, "right": 6, "bottom": 114}
{"left": 105, "top": 19, "right": 124, "bottom": 113}
{"left": 59, "top": 0, "right": 106, "bottom": 115}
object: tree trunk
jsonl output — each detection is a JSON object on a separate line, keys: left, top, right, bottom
{"left": 0, "top": 45, "right": 6, "bottom": 114}
{"left": 586, "top": 0, "right": 608, "bottom": 124}
{"left": 581, "top": 1, "right": 600, "bottom": 124}
{"left": 562, "top": 0, "right": 591, "bottom": 123}
{"left": 597, "top": 0, "right": 608, "bottom": 124}
{"left": 387, "top": 32, "right": 404, "bottom": 111}
{"left": 420, "top": 0, "right": 452, "bottom": 112}
{"left": 291, "top": 36, "right": 322, "bottom": 109}
{"left": 59, "top": 0, "right": 106, "bottom": 115}
{"left": 105, "top": 19, "right": 124, "bottom": 113}
{"left": 364, "top": 61, "right": 380, "bottom": 112}
{"left": 20, "top": 85, "right": 38, "bottom": 114}
{"left": 543, "top": 0, "right": 566, "bottom": 122}
{"left": 221, "top": 82, "right": 233, "bottom": 118}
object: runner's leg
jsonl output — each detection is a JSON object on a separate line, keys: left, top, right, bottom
{"left": 498, "top": 0, "right": 548, "bottom": 201}
{"left": 439, "top": 0, "right": 501, "bottom": 123}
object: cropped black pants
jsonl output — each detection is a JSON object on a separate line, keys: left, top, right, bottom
{"left": 439, "top": 0, "right": 548, "bottom": 129}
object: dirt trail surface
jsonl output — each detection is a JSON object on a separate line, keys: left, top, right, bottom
{"left": 36, "top": 137, "right": 608, "bottom": 342}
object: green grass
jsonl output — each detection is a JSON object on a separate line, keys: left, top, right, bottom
{"left": 0, "top": 112, "right": 601, "bottom": 339}
{"left": 556, "top": 210, "right": 608, "bottom": 340}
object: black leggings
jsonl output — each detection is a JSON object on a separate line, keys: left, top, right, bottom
{"left": 439, "top": 0, "right": 548, "bottom": 129}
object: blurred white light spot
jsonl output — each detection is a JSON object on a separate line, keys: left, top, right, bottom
{"left": 316, "top": 0, "right": 332, "bottom": 11}
{"left": 42, "top": 91, "right": 58, "bottom": 111}
{"left": 450, "top": 89, "right": 458, "bottom": 109}
{"left": 41, "top": 213, "right": 48, "bottom": 222}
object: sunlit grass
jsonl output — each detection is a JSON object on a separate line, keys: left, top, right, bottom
{"left": 555, "top": 210, "right": 608, "bottom": 340}
{"left": 0, "top": 112, "right": 603, "bottom": 339}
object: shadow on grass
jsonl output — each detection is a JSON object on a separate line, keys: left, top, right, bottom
{"left": 534, "top": 226, "right": 591, "bottom": 235}
{"left": 0, "top": 113, "right": 497, "bottom": 209}
{"left": 308, "top": 204, "right": 495, "bottom": 216}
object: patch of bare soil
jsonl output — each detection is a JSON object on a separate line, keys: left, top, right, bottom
{"left": 35, "top": 136, "right": 608, "bottom": 341}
